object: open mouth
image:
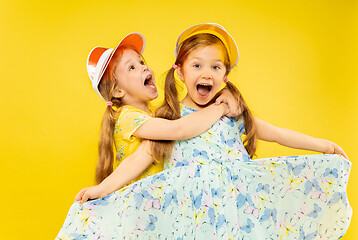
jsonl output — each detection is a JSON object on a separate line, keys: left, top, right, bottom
{"left": 196, "top": 83, "right": 212, "bottom": 97}
{"left": 144, "top": 74, "right": 156, "bottom": 90}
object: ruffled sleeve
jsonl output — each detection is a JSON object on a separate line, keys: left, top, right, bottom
{"left": 114, "top": 105, "right": 152, "bottom": 141}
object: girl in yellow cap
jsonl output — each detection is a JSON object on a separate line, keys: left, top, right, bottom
{"left": 57, "top": 25, "right": 351, "bottom": 239}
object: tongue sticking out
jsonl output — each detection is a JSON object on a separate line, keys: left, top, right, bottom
{"left": 197, "top": 84, "right": 211, "bottom": 96}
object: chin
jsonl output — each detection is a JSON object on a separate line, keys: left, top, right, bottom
{"left": 150, "top": 92, "right": 158, "bottom": 100}
{"left": 195, "top": 99, "right": 213, "bottom": 107}
{"left": 198, "top": 95, "right": 216, "bottom": 105}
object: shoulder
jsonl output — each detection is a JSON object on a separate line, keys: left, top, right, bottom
{"left": 117, "top": 105, "right": 151, "bottom": 122}
{"left": 114, "top": 105, "right": 152, "bottom": 140}
{"left": 120, "top": 105, "right": 150, "bottom": 116}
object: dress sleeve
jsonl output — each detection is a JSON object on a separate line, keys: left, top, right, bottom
{"left": 236, "top": 115, "right": 245, "bottom": 136}
{"left": 114, "top": 106, "right": 152, "bottom": 140}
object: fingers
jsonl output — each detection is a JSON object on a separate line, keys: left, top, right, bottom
{"left": 80, "top": 192, "right": 90, "bottom": 206}
{"left": 227, "top": 101, "right": 235, "bottom": 117}
{"left": 217, "top": 96, "right": 236, "bottom": 117}
{"left": 326, "top": 142, "right": 349, "bottom": 160}
{"left": 341, "top": 151, "right": 349, "bottom": 160}
{"left": 336, "top": 145, "right": 349, "bottom": 160}
{"left": 74, "top": 188, "right": 86, "bottom": 203}
{"left": 74, "top": 188, "right": 90, "bottom": 206}
{"left": 215, "top": 96, "right": 225, "bottom": 105}
{"left": 329, "top": 142, "right": 347, "bottom": 159}
{"left": 227, "top": 101, "right": 241, "bottom": 117}
{"left": 216, "top": 90, "right": 242, "bottom": 117}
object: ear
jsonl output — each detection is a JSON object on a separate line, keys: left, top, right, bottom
{"left": 112, "top": 87, "right": 125, "bottom": 98}
{"left": 177, "top": 67, "right": 184, "bottom": 82}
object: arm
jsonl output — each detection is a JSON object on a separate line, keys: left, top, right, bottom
{"left": 74, "top": 140, "right": 153, "bottom": 205}
{"left": 135, "top": 89, "right": 242, "bottom": 141}
{"left": 254, "top": 117, "right": 348, "bottom": 159}
{"left": 134, "top": 103, "right": 229, "bottom": 140}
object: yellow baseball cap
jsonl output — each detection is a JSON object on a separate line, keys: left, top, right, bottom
{"left": 175, "top": 23, "right": 239, "bottom": 69}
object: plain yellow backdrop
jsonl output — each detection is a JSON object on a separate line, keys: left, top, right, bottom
{"left": 1, "top": 0, "right": 356, "bottom": 239}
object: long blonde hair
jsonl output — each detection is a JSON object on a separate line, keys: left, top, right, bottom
{"left": 152, "top": 33, "right": 257, "bottom": 161}
{"left": 95, "top": 45, "right": 142, "bottom": 184}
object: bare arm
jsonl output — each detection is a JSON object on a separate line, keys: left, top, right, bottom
{"left": 134, "top": 103, "right": 229, "bottom": 140}
{"left": 135, "top": 88, "right": 242, "bottom": 140}
{"left": 75, "top": 141, "right": 153, "bottom": 205}
{"left": 254, "top": 117, "right": 348, "bottom": 159}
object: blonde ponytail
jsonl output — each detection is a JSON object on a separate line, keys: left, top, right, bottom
{"left": 225, "top": 81, "right": 257, "bottom": 158}
{"left": 96, "top": 105, "right": 118, "bottom": 184}
{"left": 151, "top": 67, "right": 181, "bottom": 161}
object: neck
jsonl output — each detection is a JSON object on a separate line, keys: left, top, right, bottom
{"left": 123, "top": 100, "right": 151, "bottom": 114}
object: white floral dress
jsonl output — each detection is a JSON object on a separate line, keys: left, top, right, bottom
{"left": 57, "top": 104, "right": 352, "bottom": 240}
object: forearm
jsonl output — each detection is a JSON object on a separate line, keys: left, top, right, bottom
{"left": 274, "top": 127, "right": 327, "bottom": 152}
{"left": 170, "top": 103, "right": 226, "bottom": 139}
{"left": 99, "top": 141, "right": 153, "bottom": 195}
{"left": 135, "top": 103, "right": 227, "bottom": 140}
{"left": 255, "top": 117, "right": 328, "bottom": 153}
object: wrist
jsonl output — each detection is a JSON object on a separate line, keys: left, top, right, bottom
{"left": 317, "top": 138, "right": 331, "bottom": 153}
{"left": 98, "top": 181, "right": 112, "bottom": 196}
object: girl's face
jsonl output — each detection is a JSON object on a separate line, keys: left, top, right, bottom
{"left": 114, "top": 49, "right": 158, "bottom": 106}
{"left": 178, "top": 44, "right": 227, "bottom": 109}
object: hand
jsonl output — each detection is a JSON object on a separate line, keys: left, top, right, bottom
{"left": 74, "top": 185, "right": 108, "bottom": 205}
{"left": 215, "top": 88, "right": 242, "bottom": 117}
{"left": 321, "top": 139, "right": 349, "bottom": 160}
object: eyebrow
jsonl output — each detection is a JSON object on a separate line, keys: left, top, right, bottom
{"left": 123, "top": 59, "right": 132, "bottom": 66}
{"left": 123, "top": 56, "right": 142, "bottom": 67}
{"left": 190, "top": 57, "right": 224, "bottom": 63}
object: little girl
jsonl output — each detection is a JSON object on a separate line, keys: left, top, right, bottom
{"left": 57, "top": 25, "right": 351, "bottom": 239}
{"left": 78, "top": 32, "right": 240, "bottom": 198}
{"left": 74, "top": 32, "right": 239, "bottom": 204}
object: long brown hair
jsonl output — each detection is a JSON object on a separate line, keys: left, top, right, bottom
{"left": 95, "top": 45, "right": 142, "bottom": 184}
{"left": 152, "top": 33, "right": 257, "bottom": 161}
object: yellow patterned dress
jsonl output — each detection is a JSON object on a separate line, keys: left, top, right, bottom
{"left": 113, "top": 105, "right": 163, "bottom": 184}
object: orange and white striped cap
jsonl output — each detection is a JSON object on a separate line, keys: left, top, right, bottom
{"left": 175, "top": 23, "right": 239, "bottom": 69}
{"left": 86, "top": 32, "right": 145, "bottom": 101}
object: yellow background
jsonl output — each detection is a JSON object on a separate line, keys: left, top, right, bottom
{"left": 1, "top": 0, "right": 356, "bottom": 239}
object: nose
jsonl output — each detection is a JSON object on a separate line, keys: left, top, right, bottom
{"left": 142, "top": 65, "right": 149, "bottom": 72}
{"left": 201, "top": 67, "right": 212, "bottom": 79}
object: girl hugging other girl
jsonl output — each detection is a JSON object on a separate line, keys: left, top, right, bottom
{"left": 57, "top": 24, "right": 351, "bottom": 240}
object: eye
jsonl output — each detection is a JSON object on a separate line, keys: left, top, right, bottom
{"left": 193, "top": 64, "right": 201, "bottom": 68}
{"left": 140, "top": 60, "right": 145, "bottom": 65}
{"left": 212, "top": 65, "right": 220, "bottom": 70}
{"left": 129, "top": 65, "right": 135, "bottom": 71}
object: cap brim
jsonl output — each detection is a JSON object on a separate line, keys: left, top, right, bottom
{"left": 96, "top": 32, "right": 146, "bottom": 92}
{"left": 101, "top": 32, "right": 146, "bottom": 79}
{"left": 176, "top": 23, "right": 238, "bottom": 68}
{"left": 88, "top": 48, "right": 113, "bottom": 101}
{"left": 116, "top": 32, "right": 146, "bottom": 55}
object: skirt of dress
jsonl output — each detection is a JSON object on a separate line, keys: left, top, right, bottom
{"left": 56, "top": 154, "right": 351, "bottom": 240}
